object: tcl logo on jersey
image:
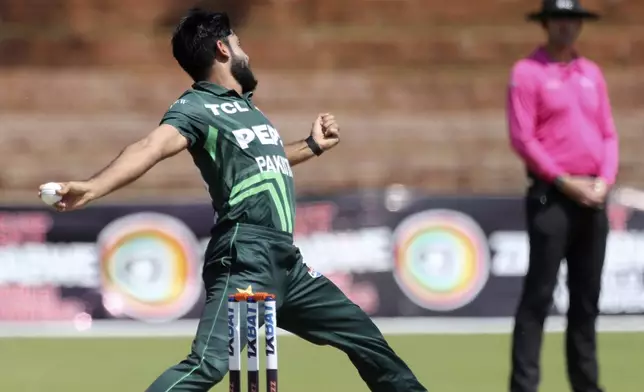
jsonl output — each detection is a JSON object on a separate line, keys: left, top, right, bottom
{"left": 205, "top": 102, "right": 249, "bottom": 116}
{"left": 233, "top": 124, "right": 283, "bottom": 149}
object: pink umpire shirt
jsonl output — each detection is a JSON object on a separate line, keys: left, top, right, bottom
{"left": 507, "top": 47, "right": 619, "bottom": 185}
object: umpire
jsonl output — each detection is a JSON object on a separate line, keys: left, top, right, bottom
{"left": 506, "top": 1, "right": 619, "bottom": 392}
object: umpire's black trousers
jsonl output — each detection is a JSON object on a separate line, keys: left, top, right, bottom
{"left": 510, "top": 179, "right": 608, "bottom": 392}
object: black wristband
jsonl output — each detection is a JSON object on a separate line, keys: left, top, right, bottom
{"left": 306, "top": 136, "right": 324, "bottom": 156}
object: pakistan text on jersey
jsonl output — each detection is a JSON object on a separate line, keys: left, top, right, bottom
{"left": 256, "top": 155, "right": 293, "bottom": 177}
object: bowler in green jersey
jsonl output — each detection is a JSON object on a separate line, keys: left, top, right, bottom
{"left": 39, "top": 8, "right": 427, "bottom": 392}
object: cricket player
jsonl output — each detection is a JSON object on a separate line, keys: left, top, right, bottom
{"left": 40, "top": 8, "right": 427, "bottom": 392}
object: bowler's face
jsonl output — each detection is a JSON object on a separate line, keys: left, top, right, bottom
{"left": 545, "top": 18, "right": 583, "bottom": 46}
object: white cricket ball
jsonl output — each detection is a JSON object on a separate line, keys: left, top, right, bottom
{"left": 40, "top": 182, "right": 62, "bottom": 205}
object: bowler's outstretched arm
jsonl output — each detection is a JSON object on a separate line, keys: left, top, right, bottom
{"left": 86, "top": 124, "right": 188, "bottom": 199}
{"left": 43, "top": 124, "right": 189, "bottom": 211}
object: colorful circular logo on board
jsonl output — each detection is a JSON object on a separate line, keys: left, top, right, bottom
{"left": 97, "top": 213, "right": 202, "bottom": 323}
{"left": 392, "top": 209, "right": 490, "bottom": 311}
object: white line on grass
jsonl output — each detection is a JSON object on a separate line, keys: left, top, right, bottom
{"left": 0, "top": 316, "right": 642, "bottom": 338}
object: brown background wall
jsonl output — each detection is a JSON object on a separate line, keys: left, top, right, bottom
{"left": 1, "top": 0, "right": 642, "bottom": 202}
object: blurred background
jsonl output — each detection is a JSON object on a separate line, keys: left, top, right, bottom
{"left": 1, "top": 0, "right": 643, "bottom": 391}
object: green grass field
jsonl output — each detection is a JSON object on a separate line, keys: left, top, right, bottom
{"left": 0, "top": 333, "right": 642, "bottom": 391}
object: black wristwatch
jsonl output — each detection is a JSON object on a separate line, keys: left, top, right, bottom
{"left": 306, "top": 136, "right": 324, "bottom": 156}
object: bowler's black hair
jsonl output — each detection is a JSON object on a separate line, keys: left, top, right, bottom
{"left": 171, "top": 8, "right": 233, "bottom": 81}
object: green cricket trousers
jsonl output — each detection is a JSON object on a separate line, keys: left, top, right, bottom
{"left": 146, "top": 223, "right": 427, "bottom": 391}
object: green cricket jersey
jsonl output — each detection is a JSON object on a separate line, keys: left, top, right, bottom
{"left": 160, "top": 81, "right": 296, "bottom": 234}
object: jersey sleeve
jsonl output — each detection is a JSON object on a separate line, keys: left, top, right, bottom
{"left": 160, "top": 99, "right": 207, "bottom": 148}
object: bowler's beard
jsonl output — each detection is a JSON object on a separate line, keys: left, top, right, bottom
{"left": 231, "top": 56, "right": 258, "bottom": 94}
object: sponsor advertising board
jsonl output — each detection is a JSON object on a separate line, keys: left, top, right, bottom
{"left": 0, "top": 189, "right": 642, "bottom": 324}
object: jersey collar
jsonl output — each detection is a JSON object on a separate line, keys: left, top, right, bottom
{"left": 193, "top": 81, "right": 254, "bottom": 99}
